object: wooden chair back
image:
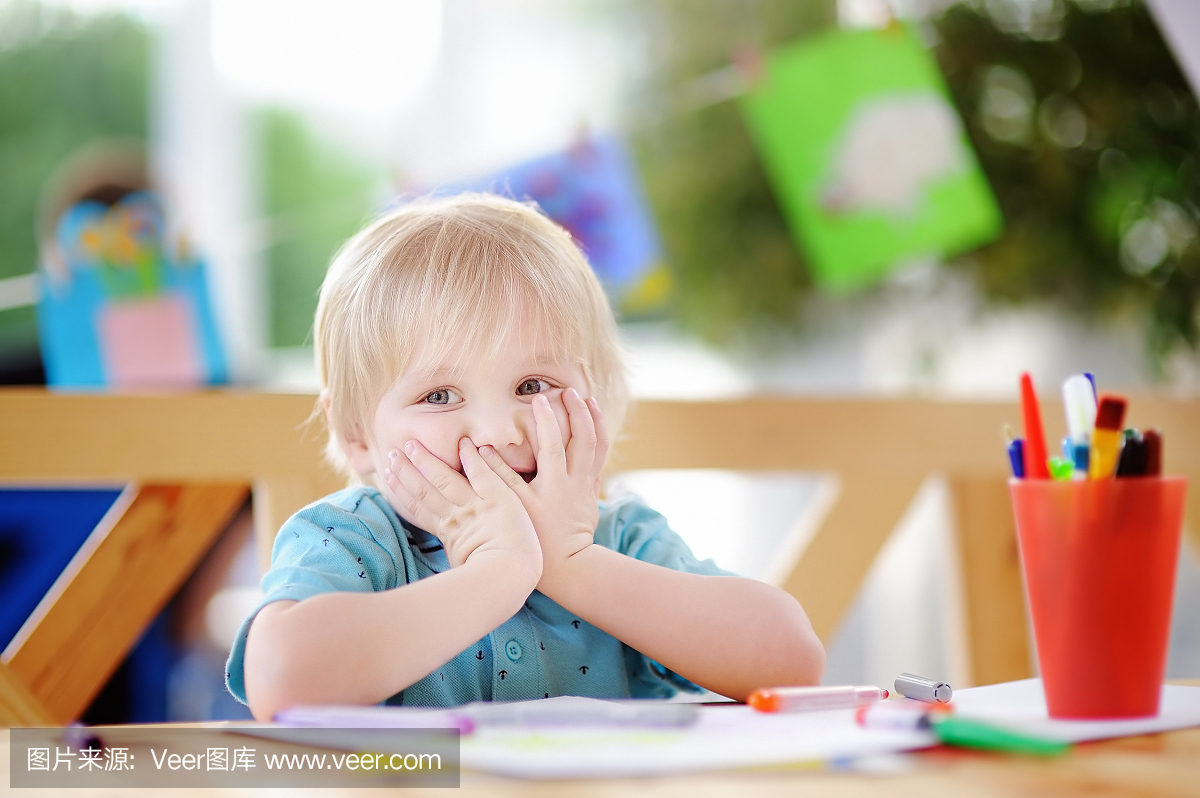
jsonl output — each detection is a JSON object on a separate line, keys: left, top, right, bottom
{"left": 1, "top": 389, "right": 1195, "bottom": 724}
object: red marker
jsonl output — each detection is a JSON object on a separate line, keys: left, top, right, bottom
{"left": 748, "top": 685, "right": 888, "bottom": 713}
{"left": 1143, "top": 429, "right": 1163, "bottom": 476}
{"left": 1020, "top": 372, "right": 1050, "bottom": 479}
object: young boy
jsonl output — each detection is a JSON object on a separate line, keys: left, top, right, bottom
{"left": 228, "top": 194, "right": 824, "bottom": 719}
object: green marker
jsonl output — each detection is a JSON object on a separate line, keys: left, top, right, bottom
{"left": 931, "top": 716, "right": 1070, "bottom": 757}
{"left": 1047, "top": 456, "right": 1074, "bottom": 481}
{"left": 857, "top": 702, "right": 1071, "bottom": 757}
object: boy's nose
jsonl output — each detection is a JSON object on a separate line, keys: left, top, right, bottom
{"left": 467, "top": 407, "right": 529, "bottom": 453}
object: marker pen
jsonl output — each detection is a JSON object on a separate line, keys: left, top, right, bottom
{"left": 1007, "top": 439, "right": 1025, "bottom": 478}
{"left": 856, "top": 703, "right": 1069, "bottom": 756}
{"left": 1089, "top": 394, "right": 1127, "bottom": 479}
{"left": 748, "top": 685, "right": 888, "bottom": 713}
{"left": 1020, "top": 373, "right": 1051, "bottom": 480}
{"left": 894, "top": 673, "right": 953, "bottom": 703}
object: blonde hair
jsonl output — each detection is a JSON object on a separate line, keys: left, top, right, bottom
{"left": 314, "top": 193, "right": 629, "bottom": 476}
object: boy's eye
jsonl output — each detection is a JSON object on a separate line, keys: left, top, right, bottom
{"left": 517, "top": 378, "right": 551, "bottom": 396}
{"left": 423, "top": 388, "right": 462, "bottom": 405}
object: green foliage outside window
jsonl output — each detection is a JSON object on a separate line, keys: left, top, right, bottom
{"left": 626, "top": 0, "right": 836, "bottom": 342}
{"left": 628, "top": 0, "right": 1200, "bottom": 362}
{"left": 0, "top": 2, "right": 148, "bottom": 360}
{"left": 933, "top": 1, "right": 1200, "bottom": 358}
{"left": 257, "top": 108, "right": 379, "bottom": 348}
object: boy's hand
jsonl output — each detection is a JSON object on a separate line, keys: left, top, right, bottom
{"left": 383, "top": 438, "right": 542, "bottom": 580}
{"left": 480, "top": 389, "right": 607, "bottom": 591}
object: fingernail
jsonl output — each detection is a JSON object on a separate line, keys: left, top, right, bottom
{"left": 479, "top": 445, "right": 493, "bottom": 457}
{"left": 536, "top": 394, "right": 550, "bottom": 407}
{"left": 566, "top": 388, "right": 579, "bottom": 400}
{"left": 383, "top": 467, "right": 393, "bottom": 481}
{"left": 403, "top": 441, "right": 415, "bottom": 456}
{"left": 388, "top": 449, "right": 399, "bottom": 462}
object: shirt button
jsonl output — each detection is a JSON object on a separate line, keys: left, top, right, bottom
{"left": 505, "top": 640, "right": 522, "bottom": 661}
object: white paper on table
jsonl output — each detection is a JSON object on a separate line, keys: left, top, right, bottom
{"left": 234, "top": 680, "right": 1200, "bottom": 780}
{"left": 459, "top": 704, "right": 934, "bottom": 779}
{"left": 950, "top": 678, "right": 1200, "bottom": 743}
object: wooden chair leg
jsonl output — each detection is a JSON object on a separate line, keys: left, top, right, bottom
{"left": 253, "top": 474, "right": 346, "bottom": 573}
{"left": 948, "top": 475, "right": 1032, "bottom": 687}
{"left": 0, "top": 662, "right": 55, "bottom": 727}
{"left": 4, "top": 483, "right": 249, "bottom": 723}
{"left": 780, "top": 471, "right": 926, "bottom": 644}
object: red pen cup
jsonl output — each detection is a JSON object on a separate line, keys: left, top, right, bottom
{"left": 1009, "top": 477, "right": 1186, "bottom": 719}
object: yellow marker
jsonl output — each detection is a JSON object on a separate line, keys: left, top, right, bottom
{"left": 1089, "top": 395, "right": 1127, "bottom": 479}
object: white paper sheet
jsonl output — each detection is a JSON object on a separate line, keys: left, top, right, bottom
{"left": 242, "top": 680, "right": 1200, "bottom": 780}
{"left": 459, "top": 704, "right": 934, "bottom": 779}
{"left": 951, "top": 678, "right": 1200, "bottom": 743}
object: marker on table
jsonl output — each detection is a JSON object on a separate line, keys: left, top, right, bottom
{"left": 894, "top": 673, "right": 953, "bottom": 704}
{"left": 748, "top": 685, "right": 888, "bottom": 713}
{"left": 277, "top": 698, "right": 699, "bottom": 731}
{"left": 856, "top": 703, "right": 1070, "bottom": 756}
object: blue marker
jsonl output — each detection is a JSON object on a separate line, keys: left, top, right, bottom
{"left": 1083, "top": 372, "right": 1097, "bottom": 400}
{"left": 1071, "top": 442, "right": 1089, "bottom": 475}
{"left": 1007, "top": 439, "right": 1026, "bottom": 479}
{"left": 1062, "top": 437, "right": 1089, "bottom": 477}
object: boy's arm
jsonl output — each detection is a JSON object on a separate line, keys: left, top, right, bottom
{"left": 244, "top": 549, "right": 537, "bottom": 720}
{"left": 536, "top": 549, "right": 825, "bottom": 701}
{"left": 244, "top": 439, "right": 541, "bottom": 720}
{"left": 483, "top": 390, "right": 823, "bottom": 699}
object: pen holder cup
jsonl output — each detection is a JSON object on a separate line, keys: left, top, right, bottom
{"left": 1009, "top": 477, "right": 1187, "bottom": 719}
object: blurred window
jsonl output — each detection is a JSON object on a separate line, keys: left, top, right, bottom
{"left": 0, "top": 1, "right": 148, "bottom": 381}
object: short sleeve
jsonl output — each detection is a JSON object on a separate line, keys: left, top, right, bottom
{"left": 225, "top": 489, "right": 407, "bottom": 704}
{"left": 594, "top": 494, "right": 738, "bottom": 697}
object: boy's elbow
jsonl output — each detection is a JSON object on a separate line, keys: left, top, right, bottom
{"left": 244, "top": 653, "right": 297, "bottom": 721}
{"left": 793, "top": 626, "right": 826, "bottom": 685}
{"left": 246, "top": 647, "right": 329, "bottom": 721}
{"left": 242, "top": 603, "right": 308, "bottom": 721}
{"left": 774, "top": 589, "right": 826, "bottom": 685}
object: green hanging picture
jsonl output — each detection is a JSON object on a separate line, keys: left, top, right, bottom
{"left": 740, "top": 24, "right": 1002, "bottom": 293}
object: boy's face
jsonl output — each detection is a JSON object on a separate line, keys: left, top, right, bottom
{"left": 341, "top": 322, "right": 589, "bottom": 524}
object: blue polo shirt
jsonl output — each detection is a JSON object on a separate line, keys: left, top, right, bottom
{"left": 226, "top": 487, "right": 734, "bottom": 707}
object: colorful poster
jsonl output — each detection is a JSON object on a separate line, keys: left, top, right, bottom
{"left": 440, "top": 136, "right": 665, "bottom": 306}
{"left": 36, "top": 192, "right": 226, "bottom": 388}
{"left": 740, "top": 25, "right": 1002, "bottom": 292}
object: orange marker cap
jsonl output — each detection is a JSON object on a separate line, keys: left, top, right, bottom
{"left": 747, "top": 689, "right": 780, "bottom": 713}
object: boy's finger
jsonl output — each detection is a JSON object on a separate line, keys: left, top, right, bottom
{"left": 587, "top": 397, "right": 610, "bottom": 483}
{"left": 387, "top": 449, "right": 455, "bottom": 515}
{"left": 404, "top": 439, "right": 475, "bottom": 505}
{"left": 383, "top": 462, "right": 447, "bottom": 532}
{"left": 563, "top": 388, "right": 598, "bottom": 475}
{"left": 478, "top": 444, "right": 530, "bottom": 494}
{"left": 458, "top": 439, "right": 516, "bottom": 497}
{"left": 531, "top": 393, "right": 567, "bottom": 473}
